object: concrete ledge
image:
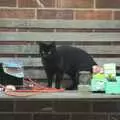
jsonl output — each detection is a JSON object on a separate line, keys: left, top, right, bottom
{"left": 0, "top": 90, "right": 120, "bottom": 100}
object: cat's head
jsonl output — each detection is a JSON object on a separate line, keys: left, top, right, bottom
{"left": 39, "top": 42, "right": 56, "bottom": 59}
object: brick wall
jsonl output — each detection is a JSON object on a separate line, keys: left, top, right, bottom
{"left": 0, "top": 0, "right": 120, "bottom": 20}
{"left": 0, "top": 0, "right": 120, "bottom": 120}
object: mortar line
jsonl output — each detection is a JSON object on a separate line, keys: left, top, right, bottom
{"left": 93, "top": 0, "right": 96, "bottom": 9}
{"left": 0, "top": 7, "right": 119, "bottom": 11}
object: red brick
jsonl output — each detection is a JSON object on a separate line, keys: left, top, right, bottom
{"left": 37, "top": 9, "right": 73, "bottom": 19}
{"left": 60, "top": 0, "right": 93, "bottom": 8}
{"left": 18, "top": 0, "right": 39, "bottom": 7}
{"left": 0, "top": 9, "right": 35, "bottom": 19}
{"left": 0, "top": 0, "right": 16, "bottom": 7}
{"left": 96, "top": 0, "right": 120, "bottom": 8}
{"left": 56, "top": 0, "right": 62, "bottom": 8}
{"left": 76, "top": 10, "right": 112, "bottom": 20}
{"left": 114, "top": 11, "right": 120, "bottom": 20}
{"left": 18, "top": 0, "right": 55, "bottom": 8}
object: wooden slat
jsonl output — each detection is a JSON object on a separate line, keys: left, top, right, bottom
{"left": 0, "top": 57, "right": 120, "bottom": 67}
{"left": 24, "top": 69, "right": 71, "bottom": 79}
{"left": 0, "top": 32, "right": 120, "bottom": 41}
{"left": 24, "top": 67, "right": 120, "bottom": 79}
{"left": 0, "top": 19, "right": 120, "bottom": 80}
{"left": 0, "top": 58, "right": 42, "bottom": 67}
{"left": 0, "top": 45, "right": 39, "bottom": 54}
{"left": 24, "top": 69, "right": 46, "bottom": 79}
{"left": 0, "top": 57, "right": 119, "bottom": 79}
{"left": 94, "top": 58, "right": 120, "bottom": 66}
{"left": 0, "top": 19, "right": 120, "bottom": 29}
{"left": 0, "top": 45, "right": 120, "bottom": 54}
{"left": 73, "top": 45, "right": 120, "bottom": 54}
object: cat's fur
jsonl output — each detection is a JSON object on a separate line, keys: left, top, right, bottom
{"left": 39, "top": 42, "right": 97, "bottom": 90}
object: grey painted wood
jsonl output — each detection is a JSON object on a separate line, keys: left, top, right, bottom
{"left": 24, "top": 68, "right": 120, "bottom": 79}
{"left": 0, "top": 45, "right": 39, "bottom": 54}
{"left": 24, "top": 69, "right": 46, "bottom": 79}
{"left": 0, "top": 19, "right": 120, "bottom": 28}
{"left": 0, "top": 19, "right": 120, "bottom": 80}
{"left": 73, "top": 45, "right": 120, "bottom": 54}
{"left": 0, "top": 32, "right": 120, "bottom": 41}
{"left": 0, "top": 45, "right": 120, "bottom": 54}
{"left": 94, "top": 58, "right": 120, "bottom": 66}
{"left": 0, "top": 57, "right": 42, "bottom": 67}
{"left": 0, "top": 57, "right": 120, "bottom": 67}
{"left": 0, "top": 57, "right": 119, "bottom": 79}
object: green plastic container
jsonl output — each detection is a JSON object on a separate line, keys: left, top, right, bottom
{"left": 91, "top": 74, "right": 107, "bottom": 92}
{"left": 91, "top": 78, "right": 106, "bottom": 92}
{"left": 105, "top": 76, "right": 120, "bottom": 94}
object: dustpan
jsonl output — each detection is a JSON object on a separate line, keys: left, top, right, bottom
{"left": 0, "top": 60, "right": 24, "bottom": 86}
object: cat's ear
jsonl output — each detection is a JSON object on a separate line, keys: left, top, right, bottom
{"left": 39, "top": 42, "right": 47, "bottom": 48}
{"left": 50, "top": 41, "right": 56, "bottom": 48}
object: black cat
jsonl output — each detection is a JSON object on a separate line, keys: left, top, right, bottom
{"left": 39, "top": 42, "right": 97, "bottom": 90}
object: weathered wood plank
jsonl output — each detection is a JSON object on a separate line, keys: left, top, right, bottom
{"left": 73, "top": 45, "right": 120, "bottom": 54}
{"left": 0, "top": 32, "right": 120, "bottom": 41}
{"left": 0, "top": 58, "right": 42, "bottom": 67}
{"left": 24, "top": 69, "right": 46, "bottom": 79}
{"left": 24, "top": 69, "right": 73, "bottom": 79}
{"left": 0, "top": 19, "right": 120, "bottom": 29}
{"left": 0, "top": 45, "right": 39, "bottom": 54}
{"left": 0, "top": 57, "right": 120, "bottom": 67}
{"left": 0, "top": 45, "right": 120, "bottom": 54}
{"left": 94, "top": 58, "right": 120, "bottom": 66}
{"left": 0, "top": 57, "right": 119, "bottom": 79}
{"left": 24, "top": 67, "right": 120, "bottom": 79}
